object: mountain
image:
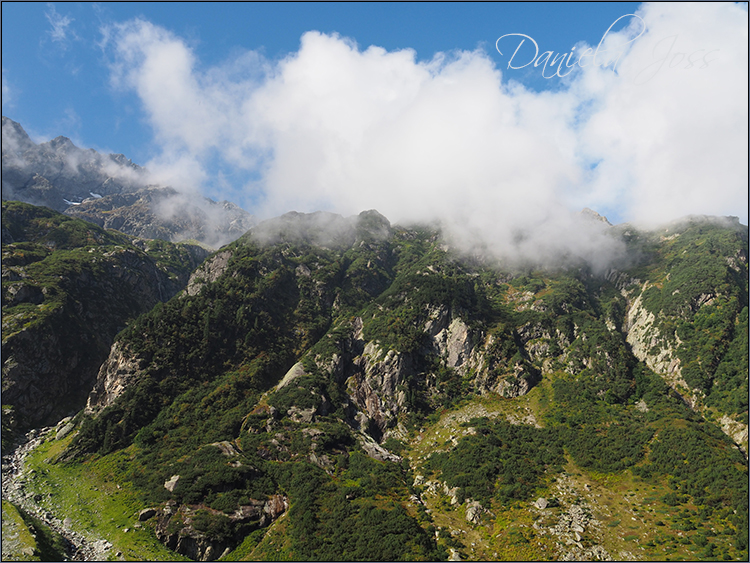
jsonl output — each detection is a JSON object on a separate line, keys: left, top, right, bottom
{"left": 1, "top": 201, "right": 209, "bottom": 433}
{"left": 64, "top": 186, "right": 256, "bottom": 250}
{"left": 2, "top": 207, "right": 748, "bottom": 561}
{"left": 1, "top": 117, "right": 255, "bottom": 248}
{"left": 2, "top": 116, "right": 148, "bottom": 212}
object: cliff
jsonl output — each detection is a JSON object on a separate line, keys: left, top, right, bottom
{"left": 1, "top": 201, "right": 208, "bottom": 431}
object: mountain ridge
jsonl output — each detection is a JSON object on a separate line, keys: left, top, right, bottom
{"left": 2, "top": 116, "right": 255, "bottom": 248}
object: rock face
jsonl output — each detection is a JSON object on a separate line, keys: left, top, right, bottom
{"left": 618, "top": 276, "right": 748, "bottom": 453}
{"left": 1, "top": 202, "right": 206, "bottom": 429}
{"left": 185, "top": 250, "right": 234, "bottom": 297}
{"left": 65, "top": 187, "right": 255, "bottom": 249}
{"left": 346, "top": 339, "right": 414, "bottom": 440}
{"left": 153, "top": 496, "right": 288, "bottom": 561}
{"left": 85, "top": 342, "right": 149, "bottom": 412}
{"left": 314, "top": 306, "right": 544, "bottom": 446}
{"left": 2, "top": 117, "right": 254, "bottom": 248}
{"left": 623, "top": 283, "right": 683, "bottom": 382}
{"left": 424, "top": 307, "right": 474, "bottom": 373}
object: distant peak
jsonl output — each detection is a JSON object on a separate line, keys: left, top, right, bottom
{"left": 580, "top": 208, "right": 612, "bottom": 226}
{"left": 46, "top": 136, "right": 76, "bottom": 150}
{"left": 2, "top": 116, "right": 35, "bottom": 148}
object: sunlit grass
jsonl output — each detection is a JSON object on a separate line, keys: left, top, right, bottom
{"left": 20, "top": 430, "right": 188, "bottom": 561}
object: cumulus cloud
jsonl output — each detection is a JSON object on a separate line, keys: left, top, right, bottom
{"left": 100, "top": 2, "right": 748, "bottom": 268}
{"left": 570, "top": 2, "right": 748, "bottom": 228}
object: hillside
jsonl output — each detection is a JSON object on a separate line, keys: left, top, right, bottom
{"left": 1, "top": 201, "right": 209, "bottom": 434}
{"left": 2, "top": 208, "right": 748, "bottom": 561}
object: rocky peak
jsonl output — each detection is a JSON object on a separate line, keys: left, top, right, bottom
{"left": 580, "top": 207, "right": 612, "bottom": 226}
{"left": 2, "top": 116, "right": 35, "bottom": 155}
{"left": 44, "top": 136, "right": 76, "bottom": 153}
{"left": 2, "top": 118, "right": 254, "bottom": 248}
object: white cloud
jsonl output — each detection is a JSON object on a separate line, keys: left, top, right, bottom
{"left": 571, "top": 2, "right": 748, "bottom": 228}
{"left": 1, "top": 67, "right": 12, "bottom": 109}
{"left": 101, "top": 3, "right": 748, "bottom": 267}
{"left": 45, "top": 3, "right": 77, "bottom": 46}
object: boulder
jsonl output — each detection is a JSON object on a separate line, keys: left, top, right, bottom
{"left": 164, "top": 475, "right": 180, "bottom": 492}
{"left": 465, "top": 501, "right": 484, "bottom": 524}
{"left": 534, "top": 497, "right": 548, "bottom": 510}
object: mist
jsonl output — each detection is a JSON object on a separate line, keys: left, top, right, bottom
{"left": 1, "top": 117, "right": 254, "bottom": 248}
{"left": 100, "top": 2, "right": 747, "bottom": 267}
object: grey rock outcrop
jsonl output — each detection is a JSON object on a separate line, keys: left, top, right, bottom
{"left": 138, "top": 508, "right": 157, "bottom": 521}
{"left": 619, "top": 277, "right": 748, "bottom": 452}
{"left": 185, "top": 250, "right": 233, "bottom": 297}
{"left": 310, "top": 306, "right": 547, "bottom": 449}
{"left": 465, "top": 500, "right": 485, "bottom": 524}
{"left": 154, "top": 496, "right": 288, "bottom": 561}
{"left": 86, "top": 342, "right": 149, "bottom": 412}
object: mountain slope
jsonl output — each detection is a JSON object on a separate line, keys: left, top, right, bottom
{"left": 1, "top": 201, "right": 209, "bottom": 434}
{"left": 610, "top": 217, "right": 748, "bottom": 448}
{"left": 6, "top": 210, "right": 748, "bottom": 561}
{"left": 64, "top": 186, "right": 255, "bottom": 249}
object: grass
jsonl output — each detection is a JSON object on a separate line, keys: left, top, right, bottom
{"left": 218, "top": 527, "right": 267, "bottom": 561}
{"left": 2, "top": 500, "right": 39, "bottom": 561}
{"left": 556, "top": 458, "right": 744, "bottom": 561}
{"left": 19, "top": 429, "right": 188, "bottom": 561}
{"left": 240, "top": 512, "right": 295, "bottom": 561}
{"left": 407, "top": 388, "right": 556, "bottom": 561}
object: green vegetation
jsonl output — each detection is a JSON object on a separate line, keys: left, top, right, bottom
{"left": 362, "top": 228, "right": 494, "bottom": 353}
{"left": 425, "top": 419, "right": 564, "bottom": 506}
{"left": 11, "top": 209, "right": 744, "bottom": 561}
{"left": 15, "top": 432, "right": 188, "bottom": 560}
{"left": 1, "top": 500, "right": 68, "bottom": 561}
{"left": 2, "top": 200, "right": 132, "bottom": 249}
{"left": 1, "top": 200, "right": 207, "bottom": 430}
{"left": 272, "top": 457, "right": 444, "bottom": 560}
{"left": 634, "top": 220, "right": 748, "bottom": 415}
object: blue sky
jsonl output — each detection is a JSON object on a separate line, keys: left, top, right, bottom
{"left": 2, "top": 2, "right": 748, "bottom": 246}
{"left": 3, "top": 2, "right": 641, "bottom": 159}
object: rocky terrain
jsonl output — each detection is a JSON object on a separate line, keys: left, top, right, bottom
{"left": 1, "top": 206, "right": 747, "bottom": 561}
{"left": 64, "top": 187, "right": 255, "bottom": 249}
{"left": 2, "top": 116, "right": 254, "bottom": 248}
{"left": 1, "top": 423, "right": 108, "bottom": 561}
{"left": 2, "top": 201, "right": 209, "bottom": 432}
